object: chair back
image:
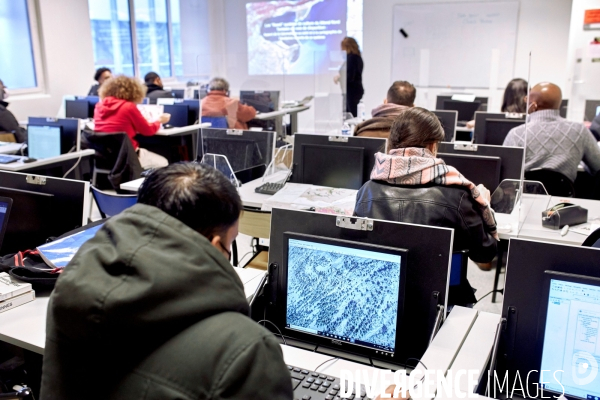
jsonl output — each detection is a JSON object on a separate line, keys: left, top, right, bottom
{"left": 524, "top": 168, "right": 575, "bottom": 197}
{"left": 91, "top": 186, "right": 137, "bottom": 218}
{"left": 582, "top": 227, "right": 600, "bottom": 248}
{"left": 201, "top": 116, "right": 228, "bottom": 129}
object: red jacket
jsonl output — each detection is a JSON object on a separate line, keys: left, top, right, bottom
{"left": 201, "top": 91, "right": 256, "bottom": 130}
{"left": 94, "top": 97, "right": 161, "bottom": 149}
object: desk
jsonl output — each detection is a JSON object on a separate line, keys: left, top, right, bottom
{"left": 0, "top": 142, "right": 26, "bottom": 155}
{"left": 0, "top": 149, "right": 94, "bottom": 180}
{"left": 155, "top": 122, "right": 210, "bottom": 137}
{"left": 254, "top": 105, "right": 310, "bottom": 135}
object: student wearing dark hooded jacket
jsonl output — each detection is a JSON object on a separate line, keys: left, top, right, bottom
{"left": 41, "top": 162, "right": 293, "bottom": 400}
{"left": 0, "top": 79, "right": 26, "bottom": 143}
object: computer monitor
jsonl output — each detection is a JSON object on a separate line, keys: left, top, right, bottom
{"left": 438, "top": 142, "right": 523, "bottom": 186}
{"left": 28, "top": 117, "right": 80, "bottom": 153}
{"left": 482, "top": 119, "right": 524, "bottom": 146}
{"left": 436, "top": 95, "right": 488, "bottom": 113}
{"left": 65, "top": 100, "right": 90, "bottom": 119}
{"left": 432, "top": 110, "right": 458, "bottom": 142}
{"left": 27, "top": 125, "right": 62, "bottom": 159}
{"left": 0, "top": 170, "right": 90, "bottom": 255}
{"left": 283, "top": 233, "right": 407, "bottom": 357}
{"left": 172, "top": 89, "right": 185, "bottom": 99}
{"left": 0, "top": 186, "right": 54, "bottom": 255}
{"left": 0, "top": 197, "right": 12, "bottom": 251}
{"left": 240, "top": 90, "right": 280, "bottom": 113}
{"left": 163, "top": 104, "right": 189, "bottom": 127}
{"left": 198, "top": 129, "right": 276, "bottom": 173}
{"left": 442, "top": 100, "right": 481, "bottom": 122}
{"left": 560, "top": 99, "right": 568, "bottom": 118}
{"left": 72, "top": 96, "right": 100, "bottom": 118}
{"left": 585, "top": 100, "right": 600, "bottom": 122}
{"left": 290, "top": 134, "right": 387, "bottom": 190}
{"left": 181, "top": 100, "right": 200, "bottom": 125}
{"left": 473, "top": 112, "right": 525, "bottom": 145}
{"left": 538, "top": 271, "right": 600, "bottom": 400}
{"left": 438, "top": 153, "right": 501, "bottom": 191}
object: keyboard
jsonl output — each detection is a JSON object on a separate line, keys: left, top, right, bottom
{"left": 0, "top": 155, "right": 21, "bottom": 164}
{"left": 255, "top": 181, "right": 285, "bottom": 195}
{"left": 287, "top": 364, "right": 370, "bottom": 400}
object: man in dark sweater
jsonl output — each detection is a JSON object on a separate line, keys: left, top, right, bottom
{"left": 354, "top": 80, "right": 416, "bottom": 139}
{"left": 0, "top": 79, "right": 26, "bottom": 143}
{"left": 41, "top": 163, "right": 292, "bottom": 400}
{"left": 144, "top": 71, "right": 173, "bottom": 104}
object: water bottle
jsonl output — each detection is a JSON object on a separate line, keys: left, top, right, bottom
{"left": 357, "top": 100, "right": 366, "bottom": 121}
{"left": 341, "top": 122, "right": 351, "bottom": 136}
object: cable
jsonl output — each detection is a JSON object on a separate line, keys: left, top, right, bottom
{"left": 257, "top": 319, "right": 287, "bottom": 345}
{"left": 405, "top": 357, "right": 428, "bottom": 388}
{"left": 314, "top": 357, "right": 338, "bottom": 372}
{"left": 474, "top": 289, "right": 504, "bottom": 304}
{"left": 62, "top": 152, "right": 83, "bottom": 178}
{"left": 236, "top": 251, "right": 253, "bottom": 267}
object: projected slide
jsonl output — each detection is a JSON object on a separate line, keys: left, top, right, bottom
{"left": 246, "top": 0, "right": 360, "bottom": 75}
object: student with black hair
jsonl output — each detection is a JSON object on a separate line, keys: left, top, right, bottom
{"left": 144, "top": 71, "right": 173, "bottom": 104}
{"left": 88, "top": 67, "right": 112, "bottom": 96}
{"left": 41, "top": 162, "right": 293, "bottom": 400}
{"left": 0, "top": 79, "right": 26, "bottom": 142}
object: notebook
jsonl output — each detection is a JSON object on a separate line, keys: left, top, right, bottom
{"left": 37, "top": 224, "right": 104, "bottom": 269}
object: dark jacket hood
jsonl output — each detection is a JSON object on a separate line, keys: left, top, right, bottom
{"left": 48, "top": 203, "right": 248, "bottom": 348}
{"left": 146, "top": 83, "right": 164, "bottom": 94}
{"left": 94, "top": 96, "right": 129, "bottom": 120}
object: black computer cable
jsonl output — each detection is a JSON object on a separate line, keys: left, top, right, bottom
{"left": 314, "top": 357, "right": 338, "bottom": 372}
{"left": 474, "top": 289, "right": 504, "bottom": 304}
{"left": 257, "top": 319, "right": 288, "bottom": 345}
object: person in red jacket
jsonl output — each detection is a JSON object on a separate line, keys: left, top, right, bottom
{"left": 94, "top": 75, "right": 170, "bottom": 169}
{"left": 201, "top": 77, "right": 256, "bottom": 129}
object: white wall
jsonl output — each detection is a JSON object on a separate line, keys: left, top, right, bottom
{"left": 7, "top": 0, "right": 95, "bottom": 121}
{"left": 363, "top": 0, "right": 573, "bottom": 116}
{"left": 565, "top": 0, "right": 600, "bottom": 121}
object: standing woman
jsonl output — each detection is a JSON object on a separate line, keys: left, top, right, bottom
{"left": 335, "top": 37, "right": 364, "bottom": 117}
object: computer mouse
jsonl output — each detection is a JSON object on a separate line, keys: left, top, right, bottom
{"left": 163, "top": 124, "right": 174, "bottom": 129}
{"left": 23, "top": 157, "right": 37, "bottom": 163}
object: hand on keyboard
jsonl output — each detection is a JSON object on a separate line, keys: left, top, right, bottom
{"left": 374, "top": 385, "right": 410, "bottom": 400}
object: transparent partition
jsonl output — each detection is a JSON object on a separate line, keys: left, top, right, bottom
{"left": 200, "top": 153, "right": 238, "bottom": 188}
{"left": 568, "top": 45, "right": 600, "bottom": 123}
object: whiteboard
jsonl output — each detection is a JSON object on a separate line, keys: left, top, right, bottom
{"left": 392, "top": 1, "right": 519, "bottom": 89}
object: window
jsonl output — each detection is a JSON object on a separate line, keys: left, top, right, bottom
{"left": 88, "top": 0, "right": 187, "bottom": 79}
{"left": 0, "top": 0, "right": 43, "bottom": 92}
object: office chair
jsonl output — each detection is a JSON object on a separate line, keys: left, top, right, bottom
{"left": 201, "top": 116, "right": 228, "bottom": 129}
{"left": 236, "top": 208, "right": 272, "bottom": 270}
{"left": 524, "top": 169, "right": 575, "bottom": 197}
{"left": 582, "top": 227, "right": 600, "bottom": 248}
{"left": 91, "top": 186, "right": 137, "bottom": 218}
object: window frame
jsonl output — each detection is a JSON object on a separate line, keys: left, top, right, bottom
{"left": 5, "top": 0, "right": 46, "bottom": 96}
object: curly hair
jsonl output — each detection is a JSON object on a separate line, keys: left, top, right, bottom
{"left": 98, "top": 75, "right": 147, "bottom": 103}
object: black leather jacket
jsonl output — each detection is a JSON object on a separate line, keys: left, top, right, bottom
{"left": 354, "top": 180, "right": 497, "bottom": 263}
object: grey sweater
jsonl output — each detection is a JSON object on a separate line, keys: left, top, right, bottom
{"left": 503, "top": 109, "right": 600, "bottom": 182}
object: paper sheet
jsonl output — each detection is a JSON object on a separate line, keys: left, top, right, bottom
{"left": 261, "top": 184, "right": 357, "bottom": 216}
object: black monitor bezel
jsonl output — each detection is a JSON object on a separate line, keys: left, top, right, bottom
{"left": 65, "top": 99, "right": 90, "bottom": 119}
{"left": 27, "top": 124, "right": 64, "bottom": 158}
{"left": 300, "top": 143, "right": 365, "bottom": 190}
{"left": 442, "top": 100, "right": 482, "bottom": 121}
{"left": 483, "top": 118, "right": 525, "bottom": 146}
{"left": 437, "top": 152, "right": 501, "bottom": 191}
{"left": 432, "top": 110, "right": 458, "bottom": 142}
{"left": 281, "top": 232, "right": 408, "bottom": 360}
{"left": 0, "top": 196, "right": 13, "bottom": 250}
{"left": 536, "top": 270, "right": 600, "bottom": 400}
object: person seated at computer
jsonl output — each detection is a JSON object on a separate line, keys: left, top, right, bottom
{"left": 144, "top": 71, "right": 173, "bottom": 104}
{"left": 465, "top": 78, "right": 528, "bottom": 128}
{"left": 354, "top": 80, "right": 416, "bottom": 138}
{"left": 503, "top": 82, "right": 600, "bottom": 183}
{"left": 354, "top": 107, "right": 498, "bottom": 271}
{"left": 0, "top": 79, "right": 26, "bottom": 143}
{"left": 94, "top": 75, "right": 170, "bottom": 169}
{"left": 40, "top": 162, "right": 293, "bottom": 400}
{"left": 201, "top": 77, "right": 257, "bottom": 129}
{"left": 87, "top": 67, "right": 112, "bottom": 97}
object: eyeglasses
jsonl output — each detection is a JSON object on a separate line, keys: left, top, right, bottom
{"left": 218, "top": 240, "right": 231, "bottom": 262}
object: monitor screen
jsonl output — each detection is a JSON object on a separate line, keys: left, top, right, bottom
{"left": 65, "top": 100, "right": 90, "bottom": 119}
{"left": 438, "top": 153, "right": 501, "bottom": 191}
{"left": 27, "top": 125, "right": 62, "bottom": 159}
{"left": 443, "top": 100, "right": 481, "bottom": 121}
{"left": 484, "top": 119, "right": 524, "bottom": 146}
{"left": 539, "top": 274, "right": 600, "bottom": 399}
{"left": 285, "top": 234, "right": 406, "bottom": 355}
{"left": 0, "top": 198, "right": 11, "bottom": 248}
{"left": 240, "top": 91, "right": 279, "bottom": 113}
{"left": 301, "top": 144, "right": 364, "bottom": 189}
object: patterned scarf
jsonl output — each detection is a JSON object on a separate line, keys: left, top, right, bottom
{"left": 371, "top": 147, "right": 499, "bottom": 240}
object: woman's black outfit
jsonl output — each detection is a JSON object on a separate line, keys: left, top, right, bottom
{"left": 344, "top": 53, "right": 364, "bottom": 117}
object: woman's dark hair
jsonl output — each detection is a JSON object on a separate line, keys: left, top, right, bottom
{"left": 138, "top": 162, "right": 242, "bottom": 238}
{"left": 94, "top": 67, "right": 111, "bottom": 82}
{"left": 388, "top": 107, "right": 445, "bottom": 150}
{"left": 501, "top": 78, "right": 528, "bottom": 113}
{"left": 341, "top": 37, "right": 361, "bottom": 55}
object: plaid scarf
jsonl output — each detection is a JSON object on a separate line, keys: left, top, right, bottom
{"left": 371, "top": 147, "right": 499, "bottom": 240}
